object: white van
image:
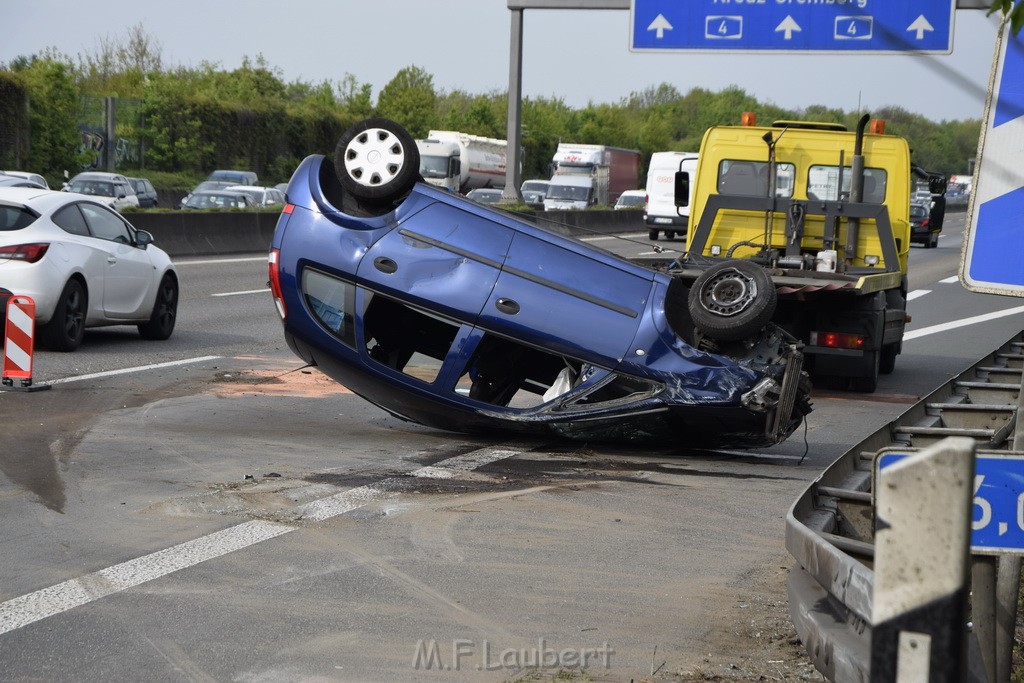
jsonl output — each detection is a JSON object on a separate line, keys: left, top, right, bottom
{"left": 645, "top": 151, "right": 698, "bottom": 241}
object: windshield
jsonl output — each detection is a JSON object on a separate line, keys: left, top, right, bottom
{"left": 521, "top": 180, "right": 548, "bottom": 194}
{"left": 546, "top": 184, "right": 590, "bottom": 201}
{"left": 68, "top": 180, "right": 115, "bottom": 196}
{"left": 419, "top": 155, "right": 449, "bottom": 178}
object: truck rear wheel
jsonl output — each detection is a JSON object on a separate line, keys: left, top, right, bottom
{"left": 334, "top": 118, "right": 419, "bottom": 204}
{"left": 688, "top": 260, "right": 777, "bottom": 342}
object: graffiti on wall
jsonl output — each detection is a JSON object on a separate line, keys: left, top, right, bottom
{"left": 79, "top": 129, "right": 140, "bottom": 170}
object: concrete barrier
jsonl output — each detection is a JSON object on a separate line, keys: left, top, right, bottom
{"left": 130, "top": 209, "right": 647, "bottom": 258}
{"left": 130, "top": 212, "right": 280, "bottom": 257}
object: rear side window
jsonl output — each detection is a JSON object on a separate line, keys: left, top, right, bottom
{"left": 0, "top": 205, "right": 38, "bottom": 231}
{"left": 52, "top": 204, "right": 90, "bottom": 236}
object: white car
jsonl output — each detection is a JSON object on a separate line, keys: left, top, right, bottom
{"left": 223, "top": 185, "right": 285, "bottom": 207}
{"left": 613, "top": 189, "right": 646, "bottom": 210}
{"left": 63, "top": 172, "right": 140, "bottom": 211}
{"left": 0, "top": 187, "right": 178, "bottom": 351}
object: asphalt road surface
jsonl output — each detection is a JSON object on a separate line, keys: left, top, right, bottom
{"left": 1, "top": 210, "right": 1020, "bottom": 681}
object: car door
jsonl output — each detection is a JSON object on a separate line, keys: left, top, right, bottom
{"left": 480, "top": 231, "right": 654, "bottom": 366}
{"left": 356, "top": 202, "right": 514, "bottom": 326}
{"left": 78, "top": 202, "right": 155, "bottom": 318}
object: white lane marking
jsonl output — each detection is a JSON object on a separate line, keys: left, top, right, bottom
{"left": 905, "top": 304, "right": 1024, "bottom": 341}
{"left": 940, "top": 276, "right": 960, "bottom": 284}
{"left": 212, "top": 288, "right": 270, "bottom": 298}
{"left": 46, "top": 356, "right": 223, "bottom": 385}
{"left": 174, "top": 256, "right": 267, "bottom": 266}
{"left": 0, "top": 443, "right": 527, "bottom": 636}
{"left": 0, "top": 520, "right": 292, "bottom": 636}
{"left": 907, "top": 290, "right": 931, "bottom": 301}
{"left": 579, "top": 232, "right": 648, "bottom": 242}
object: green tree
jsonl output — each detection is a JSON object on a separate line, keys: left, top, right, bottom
{"left": 9, "top": 53, "right": 88, "bottom": 178}
{"left": 376, "top": 65, "right": 437, "bottom": 138}
{"left": 990, "top": 0, "right": 1024, "bottom": 33}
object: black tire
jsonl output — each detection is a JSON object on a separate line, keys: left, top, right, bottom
{"left": 39, "top": 279, "right": 87, "bottom": 352}
{"left": 334, "top": 118, "right": 419, "bottom": 203}
{"left": 648, "top": 228, "right": 659, "bottom": 241}
{"left": 927, "top": 232, "right": 939, "bottom": 249}
{"left": 880, "top": 342, "right": 898, "bottom": 375}
{"left": 665, "top": 231, "right": 676, "bottom": 240}
{"left": 849, "top": 350, "right": 880, "bottom": 393}
{"left": 139, "top": 273, "right": 178, "bottom": 340}
{"left": 687, "top": 260, "right": 777, "bottom": 342}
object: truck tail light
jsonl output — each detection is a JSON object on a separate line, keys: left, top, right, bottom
{"left": 810, "top": 331, "right": 865, "bottom": 350}
{"left": 0, "top": 243, "right": 49, "bottom": 263}
{"left": 268, "top": 248, "right": 287, "bottom": 320}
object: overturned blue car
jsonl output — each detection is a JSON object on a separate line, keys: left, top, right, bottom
{"left": 269, "top": 119, "right": 812, "bottom": 448}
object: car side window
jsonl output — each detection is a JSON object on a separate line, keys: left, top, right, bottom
{"left": 52, "top": 204, "right": 91, "bottom": 236}
{"left": 79, "top": 203, "right": 133, "bottom": 244}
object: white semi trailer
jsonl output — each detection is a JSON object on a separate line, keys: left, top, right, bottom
{"left": 416, "top": 131, "right": 508, "bottom": 194}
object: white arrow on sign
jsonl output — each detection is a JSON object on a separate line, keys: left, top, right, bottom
{"left": 907, "top": 15, "right": 935, "bottom": 40}
{"left": 647, "top": 13, "right": 673, "bottom": 39}
{"left": 775, "top": 15, "right": 802, "bottom": 40}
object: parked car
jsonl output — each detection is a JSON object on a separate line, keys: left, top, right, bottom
{"left": 181, "top": 190, "right": 254, "bottom": 210}
{"left": 0, "top": 171, "right": 49, "bottom": 189}
{"left": 520, "top": 179, "right": 549, "bottom": 199}
{"left": 128, "top": 177, "right": 158, "bottom": 208}
{"left": 63, "top": 172, "right": 139, "bottom": 211}
{"left": 206, "top": 169, "right": 258, "bottom": 186}
{"left": 614, "top": 189, "right": 646, "bottom": 210}
{"left": 466, "top": 188, "right": 504, "bottom": 205}
{"left": 224, "top": 185, "right": 285, "bottom": 208}
{"left": 0, "top": 175, "right": 46, "bottom": 189}
{"left": 521, "top": 189, "right": 545, "bottom": 210}
{"left": 268, "top": 118, "right": 812, "bottom": 448}
{"left": 910, "top": 202, "right": 939, "bottom": 248}
{"left": 0, "top": 187, "right": 178, "bottom": 351}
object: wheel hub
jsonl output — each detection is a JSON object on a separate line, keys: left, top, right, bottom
{"left": 702, "top": 269, "right": 757, "bottom": 316}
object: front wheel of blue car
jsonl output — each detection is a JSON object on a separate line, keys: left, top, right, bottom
{"left": 688, "top": 260, "right": 777, "bottom": 343}
{"left": 334, "top": 118, "right": 420, "bottom": 204}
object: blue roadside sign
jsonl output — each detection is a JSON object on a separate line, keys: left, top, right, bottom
{"left": 630, "top": 0, "right": 955, "bottom": 54}
{"left": 877, "top": 450, "right": 1024, "bottom": 554}
{"left": 961, "top": 22, "right": 1024, "bottom": 296}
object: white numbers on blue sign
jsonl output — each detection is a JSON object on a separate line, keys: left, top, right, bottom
{"left": 974, "top": 475, "right": 993, "bottom": 531}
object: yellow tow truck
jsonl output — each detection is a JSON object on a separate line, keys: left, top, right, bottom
{"left": 667, "top": 113, "right": 945, "bottom": 392}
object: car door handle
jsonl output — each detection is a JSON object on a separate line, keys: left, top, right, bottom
{"left": 373, "top": 257, "right": 398, "bottom": 274}
{"left": 495, "top": 298, "right": 520, "bottom": 315}
{"left": 107, "top": 256, "right": 117, "bottom": 264}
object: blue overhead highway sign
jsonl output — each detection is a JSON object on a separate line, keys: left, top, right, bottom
{"left": 961, "top": 23, "right": 1024, "bottom": 296}
{"left": 630, "top": 0, "right": 955, "bottom": 54}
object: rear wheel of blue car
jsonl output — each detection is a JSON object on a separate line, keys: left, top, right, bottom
{"left": 334, "top": 118, "right": 419, "bottom": 204}
{"left": 688, "top": 260, "right": 777, "bottom": 342}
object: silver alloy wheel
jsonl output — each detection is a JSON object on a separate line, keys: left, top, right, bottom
{"left": 343, "top": 127, "right": 406, "bottom": 189}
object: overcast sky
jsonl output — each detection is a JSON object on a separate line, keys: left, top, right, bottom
{"left": 1, "top": 2, "right": 1004, "bottom": 122}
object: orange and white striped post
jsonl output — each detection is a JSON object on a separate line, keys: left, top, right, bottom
{"left": 2, "top": 295, "right": 50, "bottom": 392}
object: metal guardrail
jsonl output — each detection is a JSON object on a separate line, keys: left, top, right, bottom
{"left": 786, "top": 332, "right": 1024, "bottom": 681}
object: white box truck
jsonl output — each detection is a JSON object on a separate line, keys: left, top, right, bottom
{"left": 645, "top": 151, "right": 698, "bottom": 241}
{"left": 416, "top": 131, "right": 508, "bottom": 194}
{"left": 543, "top": 143, "right": 640, "bottom": 210}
